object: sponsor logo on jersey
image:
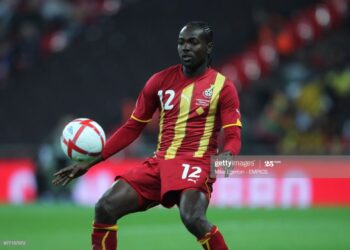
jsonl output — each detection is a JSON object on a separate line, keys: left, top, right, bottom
{"left": 196, "top": 98, "right": 210, "bottom": 107}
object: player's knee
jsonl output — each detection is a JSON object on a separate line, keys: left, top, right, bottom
{"left": 180, "top": 211, "right": 205, "bottom": 230}
{"left": 95, "top": 197, "right": 116, "bottom": 223}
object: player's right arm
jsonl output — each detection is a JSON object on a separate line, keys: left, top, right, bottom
{"left": 52, "top": 74, "right": 160, "bottom": 186}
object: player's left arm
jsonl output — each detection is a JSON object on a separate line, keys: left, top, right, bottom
{"left": 52, "top": 119, "right": 146, "bottom": 186}
{"left": 218, "top": 81, "right": 242, "bottom": 155}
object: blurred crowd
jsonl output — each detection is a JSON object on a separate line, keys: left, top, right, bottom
{"left": 252, "top": 29, "right": 350, "bottom": 154}
{"left": 0, "top": 0, "right": 123, "bottom": 88}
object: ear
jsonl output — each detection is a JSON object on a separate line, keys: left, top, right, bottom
{"left": 207, "top": 42, "right": 213, "bottom": 54}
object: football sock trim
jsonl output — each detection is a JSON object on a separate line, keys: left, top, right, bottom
{"left": 198, "top": 225, "right": 218, "bottom": 246}
{"left": 92, "top": 222, "right": 118, "bottom": 231}
{"left": 101, "top": 231, "right": 110, "bottom": 250}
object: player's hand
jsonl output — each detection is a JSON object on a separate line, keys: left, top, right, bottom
{"left": 52, "top": 163, "right": 88, "bottom": 186}
{"left": 52, "top": 156, "right": 103, "bottom": 186}
{"left": 216, "top": 151, "right": 233, "bottom": 157}
{"left": 216, "top": 151, "right": 233, "bottom": 177}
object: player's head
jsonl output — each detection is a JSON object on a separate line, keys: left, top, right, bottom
{"left": 178, "top": 21, "right": 213, "bottom": 70}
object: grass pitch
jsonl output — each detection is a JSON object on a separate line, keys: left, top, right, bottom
{"left": 0, "top": 204, "right": 349, "bottom": 250}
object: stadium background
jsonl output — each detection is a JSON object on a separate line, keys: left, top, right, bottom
{"left": 1, "top": 0, "right": 350, "bottom": 249}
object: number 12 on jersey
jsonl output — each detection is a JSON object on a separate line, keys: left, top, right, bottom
{"left": 182, "top": 163, "right": 202, "bottom": 180}
{"left": 158, "top": 90, "right": 175, "bottom": 110}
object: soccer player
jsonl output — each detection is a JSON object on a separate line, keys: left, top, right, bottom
{"left": 53, "top": 21, "right": 242, "bottom": 250}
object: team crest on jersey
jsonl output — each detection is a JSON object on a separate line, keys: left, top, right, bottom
{"left": 202, "top": 84, "right": 214, "bottom": 99}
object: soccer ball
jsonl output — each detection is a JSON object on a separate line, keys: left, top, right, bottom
{"left": 60, "top": 118, "right": 106, "bottom": 162}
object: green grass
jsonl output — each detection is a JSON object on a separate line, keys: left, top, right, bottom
{"left": 0, "top": 204, "right": 349, "bottom": 249}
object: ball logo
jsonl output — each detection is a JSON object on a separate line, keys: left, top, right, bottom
{"left": 68, "top": 125, "right": 74, "bottom": 135}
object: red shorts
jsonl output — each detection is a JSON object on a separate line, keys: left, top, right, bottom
{"left": 116, "top": 156, "right": 215, "bottom": 208}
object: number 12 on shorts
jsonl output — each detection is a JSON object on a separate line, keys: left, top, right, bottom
{"left": 182, "top": 164, "right": 202, "bottom": 182}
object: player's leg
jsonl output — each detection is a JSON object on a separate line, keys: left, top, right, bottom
{"left": 94, "top": 179, "right": 146, "bottom": 224}
{"left": 92, "top": 157, "right": 160, "bottom": 250}
{"left": 179, "top": 189, "right": 228, "bottom": 250}
{"left": 92, "top": 179, "right": 155, "bottom": 250}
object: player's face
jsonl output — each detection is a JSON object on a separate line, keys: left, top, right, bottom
{"left": 177, "top": 26, "right": 212, "bottom": 70}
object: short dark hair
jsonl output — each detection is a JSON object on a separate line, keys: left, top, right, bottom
{"left": 185, "top": 21, "right": 213, "bottom": 44}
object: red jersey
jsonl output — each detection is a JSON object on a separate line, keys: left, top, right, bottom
{"left": 131, "top": 64, "right": 242, "bottom": 160}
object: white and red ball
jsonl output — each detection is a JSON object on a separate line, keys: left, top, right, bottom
{"left": 61, "top": 118, "right": 106, "bottom": 162}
